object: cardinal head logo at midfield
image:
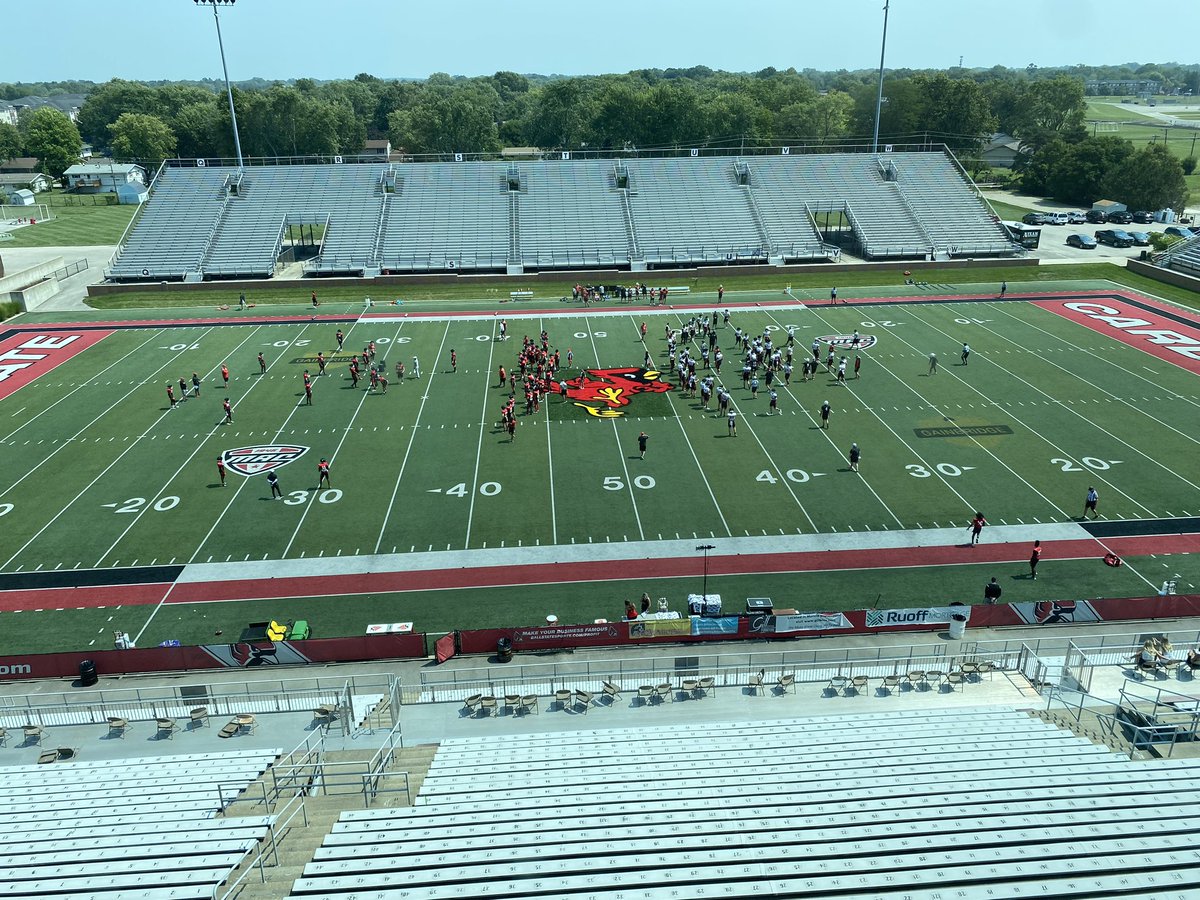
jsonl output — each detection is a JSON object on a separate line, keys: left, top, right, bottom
{"left": 550, "top": 367, "right": 673, "bottom": 418}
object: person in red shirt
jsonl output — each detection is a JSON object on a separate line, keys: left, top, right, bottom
{"left": 317, "top": 458, "right": 331, "bottom": 488}
{"left": 317, "top": 352, "right": 327, "bottom": 376}
{"left": 349, "top": 362, "right": 360, "bottom": 389}
{"left": 216, "top": 456, "right": 227, "bottom": 487}
{"left": 222, "top": 398, "right": 233, "bottom": 423}
{"left": 498, "top": 365, "right": 507, "bottom": 386}
{"left": 311, "top": 290, "right": 318, "bottom": 307}
{"left": 640, "top": 321, "right": 648, "bottom": 341}
{"left": 335, "top": 328, "right": 344, "bottom": 350}
{"left": 166, "top": 383, "right": 176, "bottom": 408}
{"left": 304, "top": 381, "right": 313, "bottom": 405}
{"left": 369, "top": 368, "right": 379, "bottom": 392}
{"left": 1029, "top": 540, "right": 1042, "bottom": 579}
{"left": 221, "top": 364, "right": 230, "bottom": 389}
{"left": 257, "top": 353, "right": 266, "bottom": 374}
{"left": 968, "top": 512, "right": 987, "bottom": 546}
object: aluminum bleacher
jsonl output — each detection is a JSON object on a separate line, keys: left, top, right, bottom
{"left": 0, "top": 747, "right": 279, "bottom": 899}
{"left": 107, "top": 150, "right": 1018, "bottom": 282}
{"left": 1159, "top": 231, "right": 1200, "bottom": 276}
{"left": 625, "top": 157, "right": 764, "bottom": 264}
{"left": 284, "top": 708, "right": 1200, "bottom": 899}
{"left": 517, "top": 160, "right": 629, "bottom": 269}
{"left": 895, "top": 153, "right": 1013, "bottom": 256}
{"left": 377, "top": 162, "right": 509, "bottom": 273}
{"left": 107, "top": 165, "right": 230, "bottom": 281}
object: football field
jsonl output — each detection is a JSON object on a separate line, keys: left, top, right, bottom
{"left": 1, "top": 285, "right": 1199, "bottom": 647}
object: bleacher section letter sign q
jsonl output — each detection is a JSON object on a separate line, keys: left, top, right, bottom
{"left": 221, "top": 445, "right": 310, "bottom": 477}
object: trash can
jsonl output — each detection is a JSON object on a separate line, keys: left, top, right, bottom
{"left": 79, "top": 659, "right": 98, "bottom": 687}
{"left": 947, "top": 602, "right": 968, "bottom": 640}
{"left": 496, "top": 637, "right": 513, "bottom": 663}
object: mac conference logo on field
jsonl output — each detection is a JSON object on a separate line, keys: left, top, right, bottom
{"left": 818, "top": 334, "right": 878, "bottom": 350}
{"left": 221, "top": 445, "right": 310, "bottom": 476}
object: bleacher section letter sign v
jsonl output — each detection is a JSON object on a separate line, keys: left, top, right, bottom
{"left": 221, "top": 445, "right": 310, "bottom": 476}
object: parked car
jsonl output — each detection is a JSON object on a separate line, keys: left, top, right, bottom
{"left": 1044, "top": 212, "right": 1069, "bottom": 225}
{"left": 1165, "top": 225, "right": 1197, "bottom": 239}
{"left": 1108, "top": 211, "right": 1134, "bottom": 225}
{"left": 1066, "top": 233, "right": 1097, "bottom": 250}
{"left": 1067, "top": 211, "right": 1087, "bottom": 224}
{"left": 1131, "top": 211, "right": 1154, "bottom": 224}
{"left": 1095, "top": 229, "right": 1133, "bottom": 248}
{"left": 1127, "top": 231, "right": 1151, "bottom": 246}
{"left": 1022, "top": 212, "right": 1046, "bottom": 225}
{"left": 1086, "top": 209, "right": 1109, "bottom": 224}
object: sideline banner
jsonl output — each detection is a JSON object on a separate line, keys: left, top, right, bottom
{"left": 629, "top": 619, "right": 691, "bottom": 639}
{"left": 514, "top": 622, "right": 622, "bottom": 644}
{"left": 865, "top": 607, "right": 970, "bottom": 629}
{"left": 750, "top": 612, "right": 852, "bottom": 634}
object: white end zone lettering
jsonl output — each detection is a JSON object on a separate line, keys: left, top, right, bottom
{"left": 0, "top": 331, "right": 113, "bottom": 400}
{"left": 1041, "top": 298, "right": 1200, "bottom": 373}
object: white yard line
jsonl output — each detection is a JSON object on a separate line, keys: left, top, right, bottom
{"left": 185, "top": 317, "right": 354, "bottom": 566}
{"left": 92, "top": 325, "right": 270, "bottom": 567}
{"left": 784, "top": 307, "right": 1073, "bottom": 519}
{"left": 0, "top": 329, "right": 210, "bottom": 498}
{"left": 0, "top": 327, "right": 225, "bottom": 569}
{"left": 540, "top": 317, "right": 558, "bottom": 545}
{"left": 0, "top": 329, "right": 161, "bottom": 444}
{"left": 372, "top": 321, "right": 450, "bottom": 553}
{"left": 584, "top": 327, "right": 645, "bottom": 540}
{"left": 463, "top": 321, "right": 500, "bottom": 548}
{"left": 282, "top": 320, "right": 409, "bottom": 558}
{"left": 902, "top": 302, "right": 1186, "bottom": 506}
{"left": 628, "top": 314, "right": 731, "bottom": 537}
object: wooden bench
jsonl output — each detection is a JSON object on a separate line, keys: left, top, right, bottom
{"left": 509, "top": 290, "right": 534, "bottom": 300}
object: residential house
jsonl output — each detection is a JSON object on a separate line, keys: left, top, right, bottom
{"left": 63, "top": 161, "right": 148, "bottom": 194}
{"left": 0, "top": 173, "right": 53, "bottom": 193}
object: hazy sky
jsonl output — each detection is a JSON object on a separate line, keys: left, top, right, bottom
{"left": 8, "top": 0, "right": 1198, "bottom": 83}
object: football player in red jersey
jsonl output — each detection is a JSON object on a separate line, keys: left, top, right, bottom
{"left": 317, "top": 458, "right": 331, "bottom": 488}
{"left": 221, "top": 364, "right": 230, "bottom": 389}
{"left": 222, "top": 397, "right": 233, "bottom": 423}
{"left": 216, "top": 456, "right": 227, "bottom": 487}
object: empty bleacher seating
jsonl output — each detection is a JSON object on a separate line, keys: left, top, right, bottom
{"left": 107, "top": 150, "right": 1019, "bottom": 282}
{"left": 0, "top": 747, "right": 280, "bottom": 899}
{"left": 283, "top": 708, "right": 1200, "bottom": 899}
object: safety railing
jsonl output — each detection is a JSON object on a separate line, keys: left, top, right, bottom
{"left": 213, "top": 788, "right": 308, "bottom": 900}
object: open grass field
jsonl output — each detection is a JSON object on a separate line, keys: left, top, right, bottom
{"left": 1, "top": 193, "right": 137, "bottom": 248}
{"left": 2, "top": 282, "right": 1200, "bottom": 653}
{"left": 1084, "top": 98, "right": 1200, "bottom": 163}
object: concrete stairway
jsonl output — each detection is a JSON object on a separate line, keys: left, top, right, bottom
{"left": 215, "top": 743, "right": 439, "bottom": 900}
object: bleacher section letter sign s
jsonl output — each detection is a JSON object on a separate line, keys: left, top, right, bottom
{"left": 221, "top": 445, "right": 310, "bottom": 476}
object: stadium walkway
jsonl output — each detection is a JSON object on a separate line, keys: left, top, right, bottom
{"left": 1, "top": 616, "right": 1195, "bottom": 764}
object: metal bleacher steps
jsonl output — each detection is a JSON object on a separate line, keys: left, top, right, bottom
{"left": 0, "top": 748, "right": 280, "bottom": 900}
{"left": 1159, "top": 231, "right": 1200, "bottom": 276}
{"left": 108, "top": 150, "right": 1018, "bottom": 282}
{"left": 281, "top": 708, "right": 1200, "bottom": 900}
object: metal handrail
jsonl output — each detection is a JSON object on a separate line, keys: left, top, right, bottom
{"left": 213, "top": 788, "right": 308, "bottom": 900}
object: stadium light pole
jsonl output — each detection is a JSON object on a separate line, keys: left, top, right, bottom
{"left": 195, "top": 0, "right": 244, "bottom": 171}
{"left": 871, "top": 0, "right": 891, "bottom": 154}
{"left": 696, "top": 544, "right": 716, "bottom": 600}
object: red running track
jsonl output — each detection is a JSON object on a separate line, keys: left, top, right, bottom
{"left": 0, "top": 532, "right": 1194, "bottom": 613}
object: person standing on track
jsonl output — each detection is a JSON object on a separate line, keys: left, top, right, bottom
{"left": 968, "top": 511, "right": 987, "bottom": 546}
{"left": 830, "top": 287, "right": 838, "bottom": 304}
{"left": 718, "top": 284, "right": 724, "bottom": 302}
{"left": 1029, "top": 540, "right": 1042, "bottom": 579}
{"left": 999, "top": 281, "right": 1008, "bottom": 298}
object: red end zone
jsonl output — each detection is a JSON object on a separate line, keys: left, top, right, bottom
{"left": 0, "top": 330, "right": 113, "bottom": 400}
{"left": 1031, "top": 296, "right": 1200, "bottom": 375}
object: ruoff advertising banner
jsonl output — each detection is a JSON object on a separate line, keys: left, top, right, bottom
{"left": 865, "top": 607, "right": 971, "bottom": 629}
